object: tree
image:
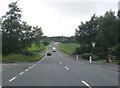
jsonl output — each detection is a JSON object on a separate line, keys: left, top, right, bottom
{"left": 96, "top": 11, "right": 118, "bottom": 57}
{"left": 74, "top": 10, "right": 118, "bottom": 59}
{"left": 75, "top": 14, "right": 99, "bottom": 45}
{"left": 2, "top": 1, "right": 23, "bottom": 55}
{"left": 75, "top": 14, "right": 99, "bottom": 55}
{"left": 2, "top": 1, "right": 43, "bottom": 55}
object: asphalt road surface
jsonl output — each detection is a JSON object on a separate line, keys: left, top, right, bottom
{"left": 2, "top": 43, "right": 119, "bottom": 87}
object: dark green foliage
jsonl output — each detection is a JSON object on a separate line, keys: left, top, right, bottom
{"left": 2, "top": 1, "right": 43, "bottom": 55}
{"left": 42, "top": 41, "right": 50, "bottom": 45}
{"left": 47, "top": 36, "right": 75, "bottom": 43}
{"left": 21, "top": 51, "right": 35, "bottom": 56}
{"left": 61, "top": 36, "right": 75, "bottom": 43}
{"left": 111, "top": 44, "right": 120, "bottom": 57}
{"left": 75, "top": 11, "right": 119, "bottom": 59}
{"left": 74, "top": 44, "right": 92, "bottom": 54}
{"left": 81, "top": 53, "right": 92, "bottom": 60}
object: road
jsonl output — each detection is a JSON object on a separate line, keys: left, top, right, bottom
{"left": 2, "top": 43, "right": 119, "bottom": 87}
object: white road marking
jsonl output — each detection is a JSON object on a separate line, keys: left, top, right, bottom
{"left": 19, "top": 72, "right": 24, "bottom": 75}
{"left": 25, "top": 69, "right": 29, "bottom": 71}
{"left": 65, "top": 66, "right": 69, "bottom": 71}
{"left": 31, "top": 64, "right": 36, "bottom": 68}
{"left": 9, "top": 77, "right": 16, "bottom": 82}
{"left": 0, "top": 86, "right": 2, "bottom": 88}
{"left": 37, "top": 55, "right": 47, "bottom": 64}
{"left": 59, "top": 62, "right": 61, "bottom": 64}
{"left": 8, "top": 52, "right": 47, "bottom": 83}
{"left": 82, "top": 80, "right": 92, "bottom": 88}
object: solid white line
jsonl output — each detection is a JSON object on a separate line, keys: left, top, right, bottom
{"left": 25, "top": 69, "right": 29, "bottom": 71}
{"left": 82, "top": 80, "right": 92, "bottom": 88}
{"left": 65, "top": 66, "right": 69, "bottom": 71}
{"left": 37, "top": 55, "right": 47, "bottom": 64}
{"left": 19, "top": 72, "right": 24, "bottom": 75}
{"left": 9, "top": 77, "right": 16, "bottom": 82}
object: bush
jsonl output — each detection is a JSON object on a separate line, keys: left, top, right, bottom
{"left": 22, "top": 51, "right": 35, "bottom": 56}
{"left": 74, "top": 44, "right": 92, "bottom": 54}
{"left": 111, "top": 44, "right": 120, "bottom": 57}
{"left": 81, "top": 53, "right": 92, "bottom": 60}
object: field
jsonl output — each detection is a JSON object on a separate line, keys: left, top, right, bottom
{"left": 59, "top": 43, "right": 80, "bottom": 55}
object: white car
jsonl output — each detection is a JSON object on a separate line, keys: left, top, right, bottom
{"left": 52, "top": 47, "right": 56, "bottom": 52}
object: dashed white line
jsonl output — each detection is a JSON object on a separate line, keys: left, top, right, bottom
{"left": 9, "top": 77, "right": 16, "bottom": 82}
{"left": 82, "top": 80, "right": 92, "bottom": 88}
{"left": 25, "top": 69, "right": 29, "bottom": 71}
{"left": 19, "top": 72, "right": 24, "bottom": 75}
{"left": 65, "top": 66, "right": 69, "bottom": 71}
{"left": 29, "top": 67, "right": 32, "bottom": 69}
{"left": 0, "top": 86, "right": 2, "bottom": 88}
{"left": 59, "top": 62, "right": 61, "bottom": 64}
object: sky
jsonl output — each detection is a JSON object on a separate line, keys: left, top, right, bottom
{"left": 0, "top": 0, "right": 119, "bottom": 37}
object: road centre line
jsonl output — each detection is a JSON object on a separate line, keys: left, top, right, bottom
{"left": 19, "top": 72, "right": 24, "bottom": 75}
{"left": 9, "top": 77, "right": 16, "bottom": 82}
{"left": 82, "top": 80, "right": 92, "bottom": 88}
{"left": 25, "top": 69, "right": 29, "bottom": 71}
{"left": 65, "top": 66, "right": 69, "bottom": 71}
{"left": 59, "top": 62, "right": 61, "bottom": 64}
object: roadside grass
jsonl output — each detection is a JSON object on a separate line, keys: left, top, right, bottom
{"left": 106, "top": 60, "right": 120, "bottom": 65}
{"left": 2, "top": 42, "right": 53, "bottom": 63}
{"left": 95, "top": 58, "right": 120, "bottom": 64}
{"left": 96, "top": 59, "right": 106, "bottom": 61}
{"left": 2, "top": 53, "right": 44, "bottom": 63}
{"left": 59, "top": 43, "right": 80, "bottom": 55}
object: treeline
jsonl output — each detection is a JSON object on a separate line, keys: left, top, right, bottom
{"left": 75, "top": 10, "right": 120, "bottom": 59}
{"left": 41, "top": 36, "right": 75, "bottom": 43}
{"left": 1, "top": 1, "right": 43, "bottom": 55}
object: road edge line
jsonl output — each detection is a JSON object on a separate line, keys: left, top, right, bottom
{"left": 81, "top": 80, "right": 92, "bottom": 88}
{"left": 9, "top": 77, "right": 16, "bottom": 82}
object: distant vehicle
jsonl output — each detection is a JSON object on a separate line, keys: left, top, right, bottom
{"left": 53, "top": 50, "right": 56, "bottom": 52}
{"left": 47, "top": 52, "right": 51, "bottom": 56}
{"left": 52, "top": 47, "right": 56, "bottom": 52}
{"left": 49, "top": 45, "right": 52, "bottom": 48}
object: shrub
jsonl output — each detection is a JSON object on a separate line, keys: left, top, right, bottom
{"left": 81, "top": 53, "right": 92, "bottom": 60}
{"left": 22, "top": 51, "right": 35, "bottom": 56}
{"left": 111, "top": 44, "right": 120, "bottom": 57}
{"left": 74, "top": 44, "right": 92, "bottom": 54}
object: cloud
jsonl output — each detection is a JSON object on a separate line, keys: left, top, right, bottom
{"left": 0, "top": 0, "right": 119, "bottom": 36}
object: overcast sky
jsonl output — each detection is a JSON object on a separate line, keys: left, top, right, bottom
{"left": 0, "top": 0, "right": 119, "bottom": 36}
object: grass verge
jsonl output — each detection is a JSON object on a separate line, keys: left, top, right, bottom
{"left": 2, "top": 43, "right": 51, "bottom": 63}
{"left": 59, "top": 42, "right": 80, "bottom": 55}
{"left": 2, "top": 53, "right": 44, "bottom": 63}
